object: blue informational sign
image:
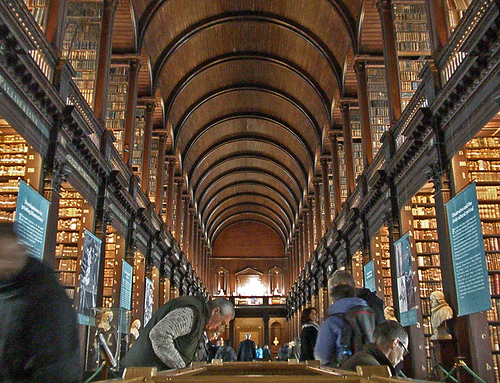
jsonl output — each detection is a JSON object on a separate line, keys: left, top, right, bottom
{"left": 364, "top": 260, "right": 376, "bottom": 293}
{"left": 77, "top": 230, "right": 102, "bottom": 325}
{"left": 394, "top": 232, "right": 418, "bottom": 326}
{"left": 144, "top": 278, "right": 154, "bottom": 326}
{"left": 446, "top": 182, "right": 491, "bottom": 316}
{"left": 14, "top": 180, "right": 50, "bottom": 260}
{"left": 120, "top": 260, "right": 133, "bottom": 310}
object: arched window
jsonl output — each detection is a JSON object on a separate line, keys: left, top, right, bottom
{"left": 214, "top": 267, "right": 229, "bottom": 295}
{"left": 269, "top": 266, "right": 283, "bottom": 295}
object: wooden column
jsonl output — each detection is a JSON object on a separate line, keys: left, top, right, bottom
{"left": 154, "top": 134, "right": 167, "bottom": 216}
{"left": 182, "top": 196, "right": 189, "bottom": 252}
{"left": 174, "top": 178, "right": 184, "bottom": 238}
{"left": 320, "top": 157, "right": 332, "bottom": 229}
{"left": 123, "top": 58, "right": 141, "bottom": 167}
{"left": 45, "top": 0, "right": 67, "bottom": 53}
{"left": 302, "top": 213, "right": 309, "bottom": 264}
{"left": 313, "top": 178, "right": 323, "bottom": 239}
{"left": 340, "top": 102, "right": 356, "bottom": 193}
{"left": 329, "top": 131, "right": 342, "bottom": 215}
{"left": 353, "top": 59, "right": 373, "bottom": 167}
{"left": 377, "top": 0, "right": 402, "bottom": 123}
{"left": 140, "top": 100, "right": 155, "bottom": 195}
{"left": 426, "top": 0, "right": 449, "bottom": 57}
{"left": 165, "top": 157, "right": 176, "bottom": 230}
{"left": 93, "top": 0, "right": 118, "bottom": 123}
{"left": 307, "top": 195, "right": 315, "bottom": 254}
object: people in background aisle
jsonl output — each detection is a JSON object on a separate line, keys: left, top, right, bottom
{"left": 340, "top": 320, "right": 409, "bottom": 376}
{"left": 237, "top": 333, "right": 257, "bottom": 361}
{"left": 214, "top": 340, "right": 237, "bottom": 362}
{"left": 277, "top": 342, "right": 291, "bottom": 361}
{"left": 329, "top": 269, "right": 385, "bottom": 325}
{"left": 0, "top": 222, "right": 81, "bottom": 383}
{"left": 256, "top": 344, "right": 263, "bottom": 359}
{"left": 262, "top": 344, "right": 272, "bottom": 360}
{"left": 121, "top": 296, "right": 234, "bottom": 370}
{"left": 299, "top": 307, "right": 320, "bottom": 361}
{"left": 314, "top": 284, "right": 376, "bottom": 367}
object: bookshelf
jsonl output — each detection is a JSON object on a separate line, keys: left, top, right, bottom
{"left": 465, "top": 136, "right": 500, "bottom": 381}
{"left": 106, "top": 63, "right": 129, "bottom": 154}
{"left": 148, "top": 137, "right": 159, "bottom": 203}
{"left": 103, "top": 227, "right": 124, "bottom": 308}
{"left": 398, "top": 59, "right": 426, "bottom": 110}
{"left": 62, "top": 1, "right": 103, "bottom": 106}
{"left": 132, "top": 251, "right": 146, "bottom": 322}
{"left": 373, "top": 225, "right": 393, "bottom": 307}
{"left": 366, "top": 64, "right": 390, "bottom": 156}
{"left": 350, "top": 107, "right": 364, "bottom": 179}
{"left": 410, "top": 183, "right": 443, "bottom": 373}
{"left": 24, "top": 0, "right": 48, "bottom": 31}
{"left": 337, "top": 139, "right": 348, "bottom": 203}
{"left": 56, "top": 187, "right": 85, "bottom": 300}
{"left": 132, "top": 106, "right": 146, "bottom": 178}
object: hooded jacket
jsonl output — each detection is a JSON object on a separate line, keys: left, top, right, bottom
{"left": 314, "top": 297, "right": 375, "bottom": 366}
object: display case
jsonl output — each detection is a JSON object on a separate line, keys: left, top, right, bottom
{"left": 85, "top": 307, "right": 131, "bottom": 371}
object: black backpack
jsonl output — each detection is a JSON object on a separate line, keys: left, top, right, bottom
{"left": 331, "top": 305, "right": 376, "bottom": 367}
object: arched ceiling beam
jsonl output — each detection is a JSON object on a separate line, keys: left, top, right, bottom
{"left": 212, "top": 216, "right": 286, "bottom": 247}
{"left": 182, "top": 112, "right": 315, "bottom": 167}
{"left": 174, "top": 85, "right": 322, "bottom": 145}
{"left": 164, "top": 52, "right": 330, "bottom": 123}
{"left": 188, "top": 141, "right": 308, "bottom": 192}
{"left": 199, "top": 180, "right": 295, "bottom": 225}
{"left": 151, "top": 12, "right": 342, "bottom": 90}
{"left": 196, "top": 168, "right": 299, "bottom": 214}
{"left": 204, "top": 191, "right": 294, "bottom": 231}
{"left": 193, "top": 158, "right": 302, "bottom": 206}
{"left": 208, "top": 205, "right": 288, "bottom": 243}
{"left": 137, "top": 0, "right": 357, "bottom": 55}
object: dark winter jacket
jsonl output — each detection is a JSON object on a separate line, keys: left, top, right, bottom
{"left": 356, "top": 288, "right": 385, "bottom": 325}
{"left": 237, "top": 338, "right": 257, "bottom": 361}
{"left": 299, "top": 321, "right": 319, "bottom": 361}
{"left": 314, "top": 297, "right": 375, "bottom": 366}
{"left": 340, "top": 342, "right": 396, "bottom": 376}
{"left": 214, "top": 345, "right": 237, "bottom": 361}
{"left": 0, "top": 257, "right": 81, "bottom": 383}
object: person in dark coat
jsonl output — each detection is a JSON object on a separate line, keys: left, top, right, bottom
{"left": 299, "top": 307, "right": 320, "bottom": 361}
{"left": 0, "top": 222, "right": 82, "bottom": 383}
{"left": 214, "top": 340, "right": 237, "bottom": 361}
{"left": 122, "top": 296, "right": 234, "bottom": 370}
{"left": 237, "top": 333, "right": 257, "bottom": 361}
{"left": 340, "top": 320, "right": 408, "bottom": 376}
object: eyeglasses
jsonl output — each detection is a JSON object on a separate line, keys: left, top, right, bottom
{"left": 398, "top": 340, "right": 409, "bottom": 356}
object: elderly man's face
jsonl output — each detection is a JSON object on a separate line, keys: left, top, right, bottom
{"left": 205, "top": 307, "right": 233, "bottom": 332}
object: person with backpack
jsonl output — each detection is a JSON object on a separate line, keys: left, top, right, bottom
{"left": 328, "top": 270, "right": 385, "bottom": 325}
{"left": 340, "top": 320, "right": 409, "bottom": 376}
{"left": 314, "top": 284, "right": 376, "bottom": 367}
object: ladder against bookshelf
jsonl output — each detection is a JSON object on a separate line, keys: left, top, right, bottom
{"left": 465, "top": 135, "right": 500, "bottom": 381}
{"left": 62, "top": 0, "right": 103, "bottom": 107}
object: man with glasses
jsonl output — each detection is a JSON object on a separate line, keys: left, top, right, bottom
{"left": 122, "top": 296, "right": 234, "bottom": 371}
{"left": 340, "top": 320, "right": 409, "bottom": 376}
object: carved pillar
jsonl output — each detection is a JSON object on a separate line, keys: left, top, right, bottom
{"left": 45, "top": 0, "right": 67, "bottom": 53}
{"left": 154, "top": 133, "right": 167, "bottom": 216}
{"left": 329, "top": 131, "right": 342, "bottom": 215}
{"left": 165, "top": 157, "right": 176, "bottom": 230}
{"left": 174, "top": 178, "right": 184, "bottom": 238}
{"left": 340, "top": 102, "right": 356, "bottom": 193}
{"left": 377, "top": 0, "right": 402, "bottom": 123}
{"left": 93, "top": 0, "right": 118, "bottom": 123}
{"left": 263, "top": 313, "right": 270, "bottom": 347}
{"left": 313, "top": 178, "right": 323, "bottom": 239}
{"left": 140, "top": 100, "right": 155, "bottom": 194}
{"left": 320, "top": 157, "right": 332, "bottom": 229}
{"left": 123, "top": 58, "right": 141, "bottom": 166}
{"left": 426, "top": 0, "right": 449, "bottom": 56}
{"left": 353, "top": 59, "right": 373, "bottom": 167}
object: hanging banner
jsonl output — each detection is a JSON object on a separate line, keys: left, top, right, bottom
{"left": 144, "top": 278, "right": 154, "bottom": 326}
{"left": 446, "top": 182, "right": 490, "bottom": 316}
{"left": 364, "top": 260, "right": 376, "bottom": 292}
{"left": 77, "top": 230, "right": 102, "bottom": 325}
{"left": 395, "top": 232, "right": 417, "bottom": 326}
{"left": 120, "top": 260, "right": 133, "bottom": 310}
{"left": 14, "top": 180, "right": 49, "bottom": 260}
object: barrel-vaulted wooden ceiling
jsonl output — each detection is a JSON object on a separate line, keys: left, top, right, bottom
{"left": 112, "top": 0, "right": 384, "bottom": 249}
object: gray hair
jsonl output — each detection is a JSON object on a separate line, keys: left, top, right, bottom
{"left": 373, "top": 320, "right": 408, "bottom": 348}
{"left": 209, "top": 297, "right": 235, "bottom": 317}
{"left": 328, "top": 270, "right": 355, "bottom": 291}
